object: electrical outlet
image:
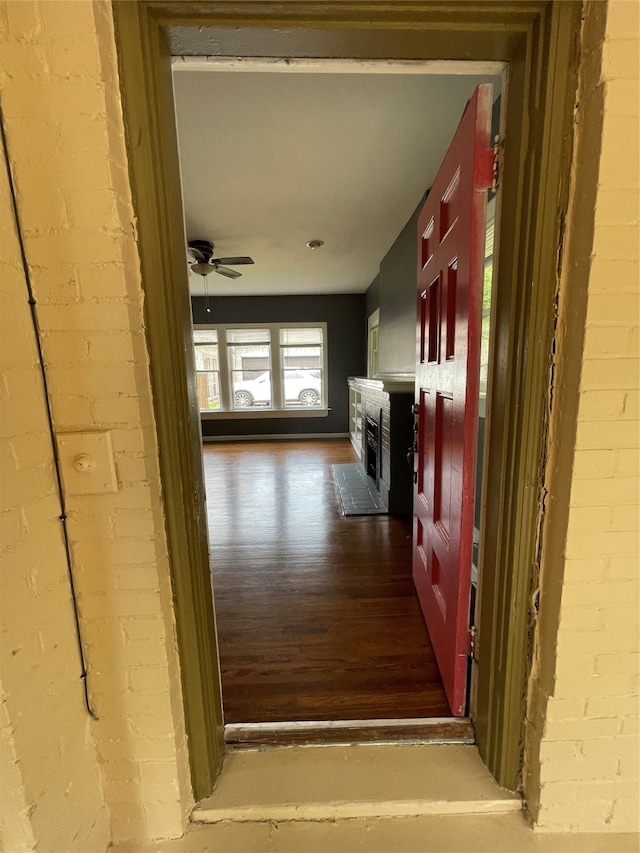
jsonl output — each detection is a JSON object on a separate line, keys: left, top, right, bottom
{"left": 57, "top": 431, "right": 118, "bottom": 495}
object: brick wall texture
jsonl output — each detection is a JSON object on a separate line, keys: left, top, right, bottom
{"left": 0, "top": 0, "right": 638, "bottom": 846}
{"left": 527, "top": 0, "right": 640, "bottom": 834}
{"left": 0, "top": 0, "right": 192, "bottom": 846}
{"left": 1, "top": 135, "right": 110, "bottom": 853}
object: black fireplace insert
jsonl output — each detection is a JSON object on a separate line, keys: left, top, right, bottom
{"left": 364, "top": 413, "right": 380, "bottom": 485}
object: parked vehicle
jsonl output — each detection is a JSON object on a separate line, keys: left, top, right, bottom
{"left": 233, "top": 370, "right": 321, "bottom": 407}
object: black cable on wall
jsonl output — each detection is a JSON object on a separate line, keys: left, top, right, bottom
{"left": 0, "top": 103, "right": 98, "bottom": 721}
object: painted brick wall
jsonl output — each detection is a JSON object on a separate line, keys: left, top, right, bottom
{"left": 2, "top": 0, "right": 638, "bottom": 845}
{"left": 0, "top": 0, "right": 192, "bottom": 844}
{"left": 526, "top": 0, "right": 639, "bottom": 833}
{"left": 0, "top": 689, "right": 35, "bottom": 851}
{"left": 0, "top": 103, "right": 110, "bottom": 853}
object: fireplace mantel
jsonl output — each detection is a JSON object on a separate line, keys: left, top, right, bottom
{"left": 348, "top": 375, "right": 414, "bottom": 395}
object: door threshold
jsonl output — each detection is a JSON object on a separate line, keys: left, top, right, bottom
{"left": 225, "top": 717, "right": 474, "bottom": 749}
{"left": 193, "top": 742, "right": 519, "bottom": 824}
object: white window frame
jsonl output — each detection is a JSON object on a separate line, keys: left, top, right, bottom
{"left": 193, "top": 322, "right": 329, "bottom": 419}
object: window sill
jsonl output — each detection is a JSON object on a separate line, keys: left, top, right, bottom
{"left": 200, "top": 408, "right": 330, "bottom": 420}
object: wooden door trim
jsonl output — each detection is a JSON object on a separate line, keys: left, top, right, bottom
{"left": 473, "top": 2, "right": 581, "bottom": 786}
{"left": 111, "top": 4, "right": 226, "bottom": 799}
{"left": 111, "top": 0, "right": 581, "bottom": 798}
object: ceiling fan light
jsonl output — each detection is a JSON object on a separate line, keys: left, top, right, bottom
{"left": 191, "top": 262, "right": 212, "bottom": 276}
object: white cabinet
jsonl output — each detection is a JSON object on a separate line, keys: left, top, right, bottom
{"left": 348, "top": 385, "right": 363, "bottom": 458}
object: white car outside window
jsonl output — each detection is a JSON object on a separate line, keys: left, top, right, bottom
{"left": 233, "top": 370, "right": 321, "bottom": 408}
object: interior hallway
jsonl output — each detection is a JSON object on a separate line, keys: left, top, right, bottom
{"left": 204, "top": 438, "right": 450, "bottom": 723}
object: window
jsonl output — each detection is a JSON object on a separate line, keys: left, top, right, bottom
{"left": 193, "top": 323, "right": 327, "bottom": 417}
{"left": 193, "top": 329, "right": 221, "bottom": 410}
{"left": 227, "top": 328, "right": 273, "bottom": 409}
{"left": 280, "top": 327, "right": 323, "bottom": 408}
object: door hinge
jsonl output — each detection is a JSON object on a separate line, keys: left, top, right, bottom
{"left": 469, "top": 625, "right": 479, "bottom": 663}
{"left": 492, "top": 136, "right": 504, "bottom": 193}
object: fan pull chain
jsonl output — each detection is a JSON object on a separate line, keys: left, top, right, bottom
{"left": 204, "top": 274, "right": 211, "bottom": 314}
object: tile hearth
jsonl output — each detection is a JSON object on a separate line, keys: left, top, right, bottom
{"left": 332, "top": 463, "right": 387, "bottom": 516}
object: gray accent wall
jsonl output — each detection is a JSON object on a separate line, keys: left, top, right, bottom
{"left": 366, "top": 195, "right": 426, "bottom": 376}
{"left": 192, "top": 294, "right": 365, "bottom": 438}
{"left": 365, "top": 272, "right": 380, "bottom": 321}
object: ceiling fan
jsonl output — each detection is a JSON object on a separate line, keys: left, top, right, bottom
{"left": 187, "top": 239, "right": 254, "bottom": 280}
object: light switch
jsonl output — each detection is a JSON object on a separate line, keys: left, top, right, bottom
{"left": 57, "top": 431, "right": 118, "bottom": 495}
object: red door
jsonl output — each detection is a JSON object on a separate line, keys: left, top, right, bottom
{"left": 412, "top": 85, "right": 493, "bottom": 716}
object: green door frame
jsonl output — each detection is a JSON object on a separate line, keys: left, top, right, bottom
{"left": 112, "top": 0, "right": 581, "bottom": 801}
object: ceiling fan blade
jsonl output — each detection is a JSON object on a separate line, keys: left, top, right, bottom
{"left": 215, "top": 265, "right": 242, "bottom": 279}
{"left": 214, "top": 256, "right": 254, "bottom": 266}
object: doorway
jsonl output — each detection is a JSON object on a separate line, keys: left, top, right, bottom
{"left": 112, "top": 0, "right": 580, "bottom": 800}
{"left": 172, "top": 62, "right": 502, "bottom": 731}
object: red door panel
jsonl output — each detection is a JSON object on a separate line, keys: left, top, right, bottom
{"left": 413, "top": 85, "right": 493, "bottom": 716}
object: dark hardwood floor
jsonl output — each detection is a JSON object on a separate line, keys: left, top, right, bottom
{"left": 204, "top": 438, "right": 450, "bottom": 723}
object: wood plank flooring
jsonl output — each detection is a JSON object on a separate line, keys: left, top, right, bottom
{"left": 204, "top": 439, "right": 451, "bottom": 723}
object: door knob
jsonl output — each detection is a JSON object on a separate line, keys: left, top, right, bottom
{"left": 406, "top": 441, "right": 417, "bottom": 468}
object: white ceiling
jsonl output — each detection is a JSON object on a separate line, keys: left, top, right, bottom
{"left": 172, "top": 67, "right": 501, "bottom": 297}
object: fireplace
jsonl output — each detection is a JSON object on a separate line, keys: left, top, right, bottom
{"left": 364, "top": 412, "right": 381, "bottom": 486}
{"left": 349, "top": 376, "right": 414, "bottom": 516}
